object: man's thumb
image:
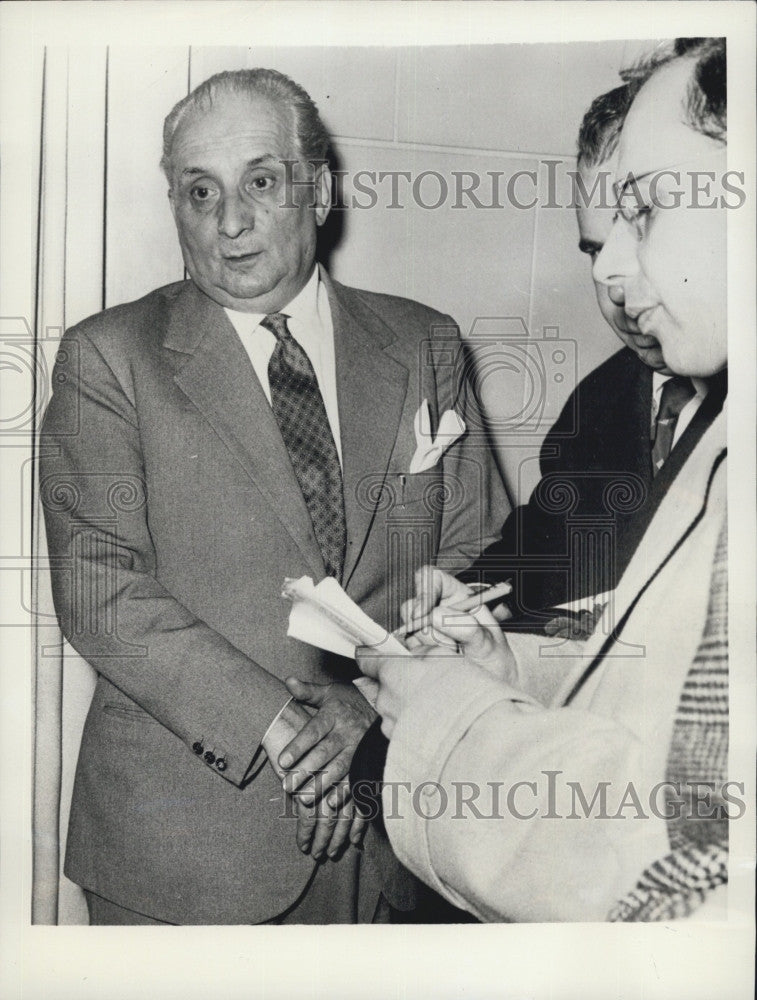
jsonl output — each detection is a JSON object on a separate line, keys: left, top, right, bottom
{"left": 429, "top": 610, "right": 492, "bottom": 657}
{"left": 285, "top": 676, "right": 325, "bottom": 706}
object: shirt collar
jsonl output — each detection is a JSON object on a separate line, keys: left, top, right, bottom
{"left": 652, "top": 371, "right": 672, "bottom": 399}
{"left": 224, "top": 264, "right": 321, "bottom": 334}
{"left": 282, "top": 264, "right": 320, "bottom": 329}
{"left": 652, "top": 371, "right": 708, "bottom": 401}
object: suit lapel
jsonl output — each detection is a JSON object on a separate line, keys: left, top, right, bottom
{"left": 617, "top": 368, "right": 726, "bottom": 574}
{"left": 598, "top": 351, "right": 653, "bottom": 485}
{"left": 163, "top": 282, "right": 325, "bottom": 578}
{"left": 324, "top": 275, "right": 410, "bottom": 586}
{"left": 558, "top": 407, "right": 727, "bottom": 706}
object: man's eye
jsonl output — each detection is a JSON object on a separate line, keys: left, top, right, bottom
{"left": 248, "top": 175, "right": 275, "bottom": 192}
{"left": 190, "top": 185, "right": 215, "bottom": 202}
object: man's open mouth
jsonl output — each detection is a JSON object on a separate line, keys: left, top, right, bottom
{"left": 223, "top": 251, "right": 261, "bottom": 263}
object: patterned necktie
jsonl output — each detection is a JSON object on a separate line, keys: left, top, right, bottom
{"left": 262, "top": 312, "right": 346, "bottom": 579}
{"left": 651, "top": 376, "right": 696, "bottom": 476}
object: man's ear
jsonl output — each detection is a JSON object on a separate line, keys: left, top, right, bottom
{"left": 167, "top": 187, "right": 177, "bottom": 222}
{"left": 313, "top": 162, "right": 332, "bottom": 227}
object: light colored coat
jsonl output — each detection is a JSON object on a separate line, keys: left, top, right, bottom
{"left": 384, "top": 407, "right": 727, "bottom": 922}
{"left": 40, "top": 272, "right": 507, "bottom": 923}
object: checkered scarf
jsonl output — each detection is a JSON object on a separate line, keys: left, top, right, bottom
{"left": 609, "top": 516, "right": 729, "bottom": 921}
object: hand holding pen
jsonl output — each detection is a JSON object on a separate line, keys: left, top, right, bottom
{"left": 395, "top": 567, "right": 511, "bottom": 650}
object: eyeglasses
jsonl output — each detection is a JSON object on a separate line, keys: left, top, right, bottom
{"left": 613, "top": 195, "right": 654, "bottom": 240}
{"left": 611, "top": 149, "right": 728, "bottom": 240}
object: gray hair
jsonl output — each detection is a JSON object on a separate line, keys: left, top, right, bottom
{"left": 160, "top": 68, "right": 331, "bottom": 180}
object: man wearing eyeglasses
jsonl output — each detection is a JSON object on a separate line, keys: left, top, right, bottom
{"left": 357, "top": 37, "right": 731, "bottom": 923}
{"left": 452, "top": 58, "right": 727, "bottom": 629}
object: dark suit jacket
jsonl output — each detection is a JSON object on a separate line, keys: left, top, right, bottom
{"left": 352, "top": 348, "right": 726, "bottom": 827}
{"left": 461, "top": 347, "right": 726, "bottom": 619}
{"left": 39, "top": 272, "right": 507, "bottom": 924}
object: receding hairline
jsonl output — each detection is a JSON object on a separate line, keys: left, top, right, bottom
{"left": 622, "top": 55, "right": 713, "bottom": 147}
{"left": 160, "top": 68, "right": 331, "bottom": 183}
{"left": 163, "top": 89, "right": 300, "bottom": 182}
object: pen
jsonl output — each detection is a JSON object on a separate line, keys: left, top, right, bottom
{"left": 395, "top": 580, "right": 512, "bottom": 639}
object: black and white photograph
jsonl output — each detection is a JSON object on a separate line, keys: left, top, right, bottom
{"left": 1, "top": 2, "right": 755, "bottom": 998}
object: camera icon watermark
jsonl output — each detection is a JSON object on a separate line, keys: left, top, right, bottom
{"left": 424, "top": 316, "right": 578, "bottom": 446}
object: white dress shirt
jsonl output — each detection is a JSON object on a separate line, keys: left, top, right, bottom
{"left": 224, "top": 263, "right": 342, "bottom": 464}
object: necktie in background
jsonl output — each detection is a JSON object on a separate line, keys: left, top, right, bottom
{"left": 651, "top": 375, "right": 696, "bottom": 475}
{"left": 262, "top": 312, "right": 347, "bottom": 578}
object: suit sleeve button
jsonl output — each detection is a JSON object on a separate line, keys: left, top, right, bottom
{"left": 192, "top": 741, "right": 204, "bottom": 755}
{"left": 204, "top": 751, "right": 216, "bottom": 765}
{"left": 215, "top": 758, "right": 227, "bottom": 772}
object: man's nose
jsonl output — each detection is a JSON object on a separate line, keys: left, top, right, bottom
{"left": 592, "top": 217, "right": 638, "bottom": 289}
{"left": 217, "top": 192, "right": 254, "bottom": 239}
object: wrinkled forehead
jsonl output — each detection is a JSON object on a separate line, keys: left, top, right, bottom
{"left": 171, "top": 91, "right": 294, "bottom": 164}
{"left": 616, "top": 58, "right": 722, "bottom": 182}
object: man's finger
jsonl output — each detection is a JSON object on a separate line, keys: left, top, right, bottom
{"left": 290, "top": 750, "right": 352, "bottom": 803}
{"left": 409, "top": 565, "right": 444, "bottom": 618}
{"left": 379, "top": 716, "right": 395, "bottom": 740}
{"left": 281, "top": 736, "right": 343, "bottom": 795}
{"left": 326, "top": 803, "right": 355, "bottom": 860}
{"left": 348, "top": 812, "right": 368, "bottom": 848}
{"left": 429, "top": 606, "right": 500, "bottom": 656}
{"left": 295, "top": 806, "right": 317, "bottom": 854}
{"left": 402, "top": 632, "right": 426, "bottom": 652}
{"left": 491, "top": 602, "right": 512, "bottom": 623}
{"left": 311, "top": 809, "right": 338, "bottom": 861}
{"left": 278, "top": 713, "right": 335, "bottom": 770}
{"left": 325, "top": 781, "right": 352, "bottom": 811}
{"left": 399, "top": 597, "right": 416, "bottom": 627}
{"left": 355, "top": 646, "right": 384, "bottom": 679}
{"left": 285, "top": 677, "right": 330, "bottom": 708}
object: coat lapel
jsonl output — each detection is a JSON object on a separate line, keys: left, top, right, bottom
{"left": 557, "top": 406, "right": 727, "bottom": 706}
{"left": 163, "top": 282, "right": 325, "bottom": 578}
{"left": 325, "top": 275, "right": 410, "bottom": 586}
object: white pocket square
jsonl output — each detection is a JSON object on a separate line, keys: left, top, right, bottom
{"left": 408, "top": 398, "right": 466, "bottom": 474}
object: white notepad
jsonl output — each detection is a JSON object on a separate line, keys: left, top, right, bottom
{"left": 282, "top": 576, "right": 410, "bottom": 660}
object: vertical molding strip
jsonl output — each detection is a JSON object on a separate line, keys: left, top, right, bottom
{"left": 101, "top": 47, "right": 109, "bottom": 313}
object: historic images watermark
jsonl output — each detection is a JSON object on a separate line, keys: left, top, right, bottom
{"left": 280, "top": 774, "right": 747, "bottom": 823}
{"left": 279, "top": 158, "right": 748, "bottom": 212}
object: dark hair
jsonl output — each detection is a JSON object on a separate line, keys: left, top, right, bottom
{"left": 577, "top": 83, "right": 637, "bottom": 167}
{"left": 677, "top": 37, "right": 726, "bottom": 142}
{"left": 621, "top": 37, "right": 726, "bottom": 144}
{"left": 160, "top": 68, "right": 331, "bottom": 179}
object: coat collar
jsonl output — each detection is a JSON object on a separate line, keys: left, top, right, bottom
{"left": 164, "top": 281, "right": 326, "bottom": 577}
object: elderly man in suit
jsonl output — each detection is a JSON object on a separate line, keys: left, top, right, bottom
{"left": 40, "top": 68, "right": 506, "bottom": 925}
{"left": 358, "top": 37, "right": 731, "bottom": 922}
